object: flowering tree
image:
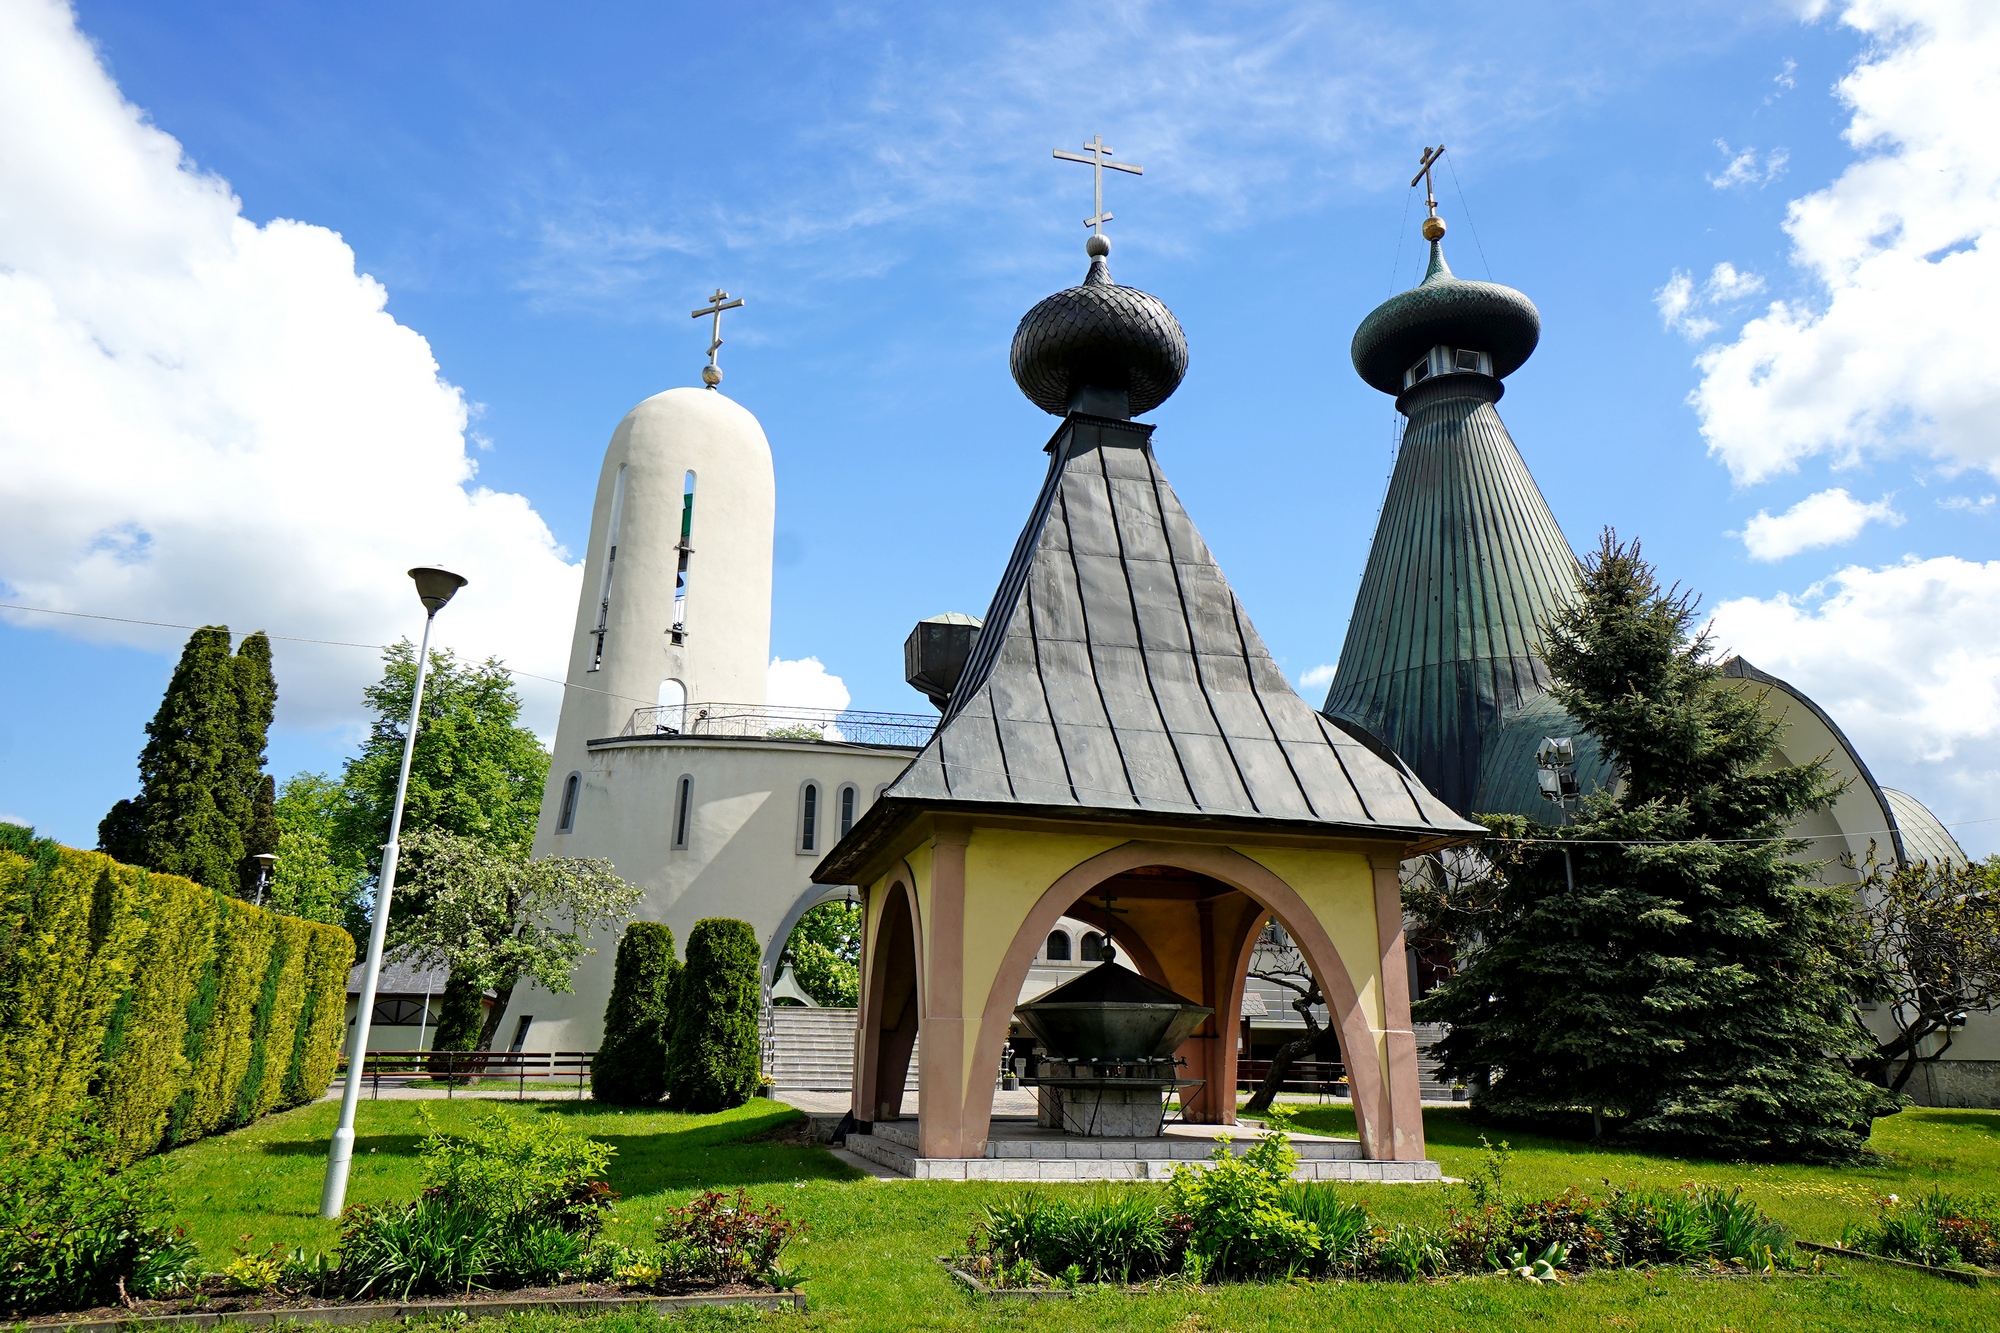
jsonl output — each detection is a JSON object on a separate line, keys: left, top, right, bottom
{"left": 390, "top": 828, "right": 644, "bottom": 1051}
{"left": 1849, "top": 853, "right": 2000, "bottom": 1094}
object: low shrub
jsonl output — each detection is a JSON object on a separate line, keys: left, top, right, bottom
{"left": 1843, "top": 1187, "right": 2000, "bottom": 1270}
{"left": 334, "top": 1107, "right": 621, "bottom": 1297}
{"left": 0, "top": 1122, "right": 201, "bottom": 1315}
{"left": 653, "top": 1189, "right": 799, "bottom": 1288}
{"left": 983, "top": 1190, "right": 1173, "bottom": 1284}
{"left": 417, "top": 1107, "right": 616, "bottom": 1238}
{"left": 336, "top": 1197, "right": 496, "bottom": 1300}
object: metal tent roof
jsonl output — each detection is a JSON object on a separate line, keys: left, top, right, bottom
{"left": 814, "top": 414, "right": 1478, "bottom": 882}
{"left": 1321, "top": 369, "right": 1580, "bottom": 817}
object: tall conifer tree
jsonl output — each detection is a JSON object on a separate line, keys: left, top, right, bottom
{"left": 99, "top": 626, "right": 241, "bottom": 891}
{"left": 231, "top": 633, "right": 279, "bottom": 895}
{"left": 1417, "top": 532, "right": 1894, "bottom": 1160}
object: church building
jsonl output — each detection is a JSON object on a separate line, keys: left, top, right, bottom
{"left": 492, "top": 158, "right": 1990, "bottom": 1117}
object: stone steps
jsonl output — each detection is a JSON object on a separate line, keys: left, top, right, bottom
{"left": 766, "top": 1007, "right": 917, "bottom": 1094}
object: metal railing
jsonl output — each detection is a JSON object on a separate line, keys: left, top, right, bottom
{"left": 1236, "top": 1058, "right": 1348, "bottom": 1096}
{"left": 620, "top": 702, "right": 936, "bottom": 748}
{"left": 334, "top": 1049, "right": 595, "bottom": 1100}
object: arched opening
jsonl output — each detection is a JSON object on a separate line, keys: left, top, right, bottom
{"left": 657, "top": 678, "right": 687, "bottom": 734}
{"left": 1080, "top": 931, "right": 1106, "bottom": 962}
{"left": 964, "top": 845, "right": 1390, "bottom": 1154}
{"left": 1044, "top": 930, "right": 1071, "bottom": 961}
{"left": 860, "top": 883, "right": 920, "bottom": 1123}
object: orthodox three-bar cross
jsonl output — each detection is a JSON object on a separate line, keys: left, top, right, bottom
{"left": 1411, "top": 143, "right": 1446, "bottom": 217}
{"left": 1053, "top": 135, "right": 1144, "bottom": 232}
{"left": 691, "top": 288, "right": 744, "bottom": 368}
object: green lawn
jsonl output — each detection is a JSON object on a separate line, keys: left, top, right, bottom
{"left": 155, "top": 1097, "right": 2000, "bottom": 1332}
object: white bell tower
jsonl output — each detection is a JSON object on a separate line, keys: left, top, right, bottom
{"left": 537, "top": 377, "right": 776, "bottom": 839}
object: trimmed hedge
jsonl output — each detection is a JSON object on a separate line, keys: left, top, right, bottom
{"left": 0, "top": 842, "right": 352, "bottom": 1162}
{"left": 592, "top": 922, "right": 678, "bottom": 1105}
{"left": 664, "top": 918, "right": 761, "bottom": 1113}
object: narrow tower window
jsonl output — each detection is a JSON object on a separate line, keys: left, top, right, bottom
{"left": 670, "top": 470, "right": 695, "bottom": 645}
{"left": 1045, "top": 931, "right": 1072, "bottom": 962}
{"left": 798, "top": 781, "right": 819, "bottom": 853}
{"left": 838, "top": 783, "right": 857, "bottom": 837}
{"left": 557, "top": 772, "right": 581, "bottom": 833}
{"left": 672, "top": 774, "right": 693, "bottom": 850}
{"left": 590, "top": 465, "right": 628, "bottom": 672}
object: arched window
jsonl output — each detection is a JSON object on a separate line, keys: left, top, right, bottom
{"left": 672, "top": 774, "right": 693, "bottom": 850}
{"left": 1081, "top": 931, "right": 1106, "bottom": 962}
{"left": 557, "top": 772, "right": 581, "bottom": 833}
{"left": 1045, "top": 931, "right": 1072, "bottom": 961}
{"left": 838, "top": 783, "right": 858, "bottom": 838}
{"left": 873, "top": 783, "right": 890, "bottom": 803}
{"left": 657, "top": 678, "right": 686, "bottom": 734}
{"left": 670, "top": 470, "right": 695, "bottom": 645}
{"left": 798, "top": 781, "right": 820, "bottom": 854}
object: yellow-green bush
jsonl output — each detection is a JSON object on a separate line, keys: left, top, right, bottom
{"left": 0, "top": 843, "right": 353, "bottom": 1162}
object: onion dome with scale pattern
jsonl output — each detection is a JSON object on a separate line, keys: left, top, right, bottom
{"left": 1351, "top": 235, "right": 1541, "bottom": 396}
{"left": 1010, "top": 237, "right": 1188, "bottom": 417}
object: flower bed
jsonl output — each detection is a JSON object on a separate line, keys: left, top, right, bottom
{"left": 1836, "top": 1187, "right": 2000, "bottom": 1277}
{"left": 1, "top": 1108, "right": 804, "bottom": 1321}
{"left": 948, "top": 1129, "right": 1815, "bottom": 1290}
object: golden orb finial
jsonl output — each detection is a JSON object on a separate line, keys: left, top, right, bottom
{"left": 1422, "top": 215, "right": 1447, "bottom": 242}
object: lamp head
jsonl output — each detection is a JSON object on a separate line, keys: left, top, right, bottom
{"left": 408, "top": 566, "right": 468, "bottom": 615}
{"left": 251, "top": 853, "right": 278, "bottom": 864}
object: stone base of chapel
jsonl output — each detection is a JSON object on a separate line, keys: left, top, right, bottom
{"left": 843, "top": 1117, "right": 1442, "bottom": 1182}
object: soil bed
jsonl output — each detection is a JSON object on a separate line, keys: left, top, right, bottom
{"left": 16, "top": 1279, "right": 802, "bottom": 1330}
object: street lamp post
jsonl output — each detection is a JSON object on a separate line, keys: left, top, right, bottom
{"left": 251, "top": 852, "right": 277, "bottom": 907}
{"left": 319, "top": 566, "right": 467, "bottom": 1219}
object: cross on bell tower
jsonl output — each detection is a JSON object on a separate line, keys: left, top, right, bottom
{"left": 1053, "top": 134, "right": 1144, "bottom": 254}
{"left": 690, "top": 288, "right": 745, "bottom": 388}
{"left": 1411, "top": 144, "right": 1448, "bottom": 242}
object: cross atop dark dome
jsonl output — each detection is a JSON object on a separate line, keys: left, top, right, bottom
{"left": 1010, "top": 237, "right": 1189, "bottom": 419}
{"left": 1350, "top": 237, "right": 1541, "bottom": 397}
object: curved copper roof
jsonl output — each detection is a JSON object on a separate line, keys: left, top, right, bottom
{"left": 1322, "top": 373, "right": 1580, "bottom": 815}
{"left": 1351, "top": 242, "right": 1540, "bottom": 396}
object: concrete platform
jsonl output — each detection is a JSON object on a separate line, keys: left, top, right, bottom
{"left": 844, "top": 1116, "right": 1441, "bottom": 1182}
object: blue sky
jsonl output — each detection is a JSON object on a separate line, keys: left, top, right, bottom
{"left": 2, "top": 0, "right": 1996, "bottom": 853}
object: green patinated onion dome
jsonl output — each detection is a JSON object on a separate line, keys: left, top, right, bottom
{"left": 1351, "top": 237, "right": 1541, "bottom": 396}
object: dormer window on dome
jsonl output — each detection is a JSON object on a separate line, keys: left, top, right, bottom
{"left": 1403, "top": 345, "right": 1494, "bottom": 390}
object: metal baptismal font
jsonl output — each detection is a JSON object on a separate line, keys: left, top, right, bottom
{"left": 1012, "top": 949, "right": 1213, "bottom": 1137}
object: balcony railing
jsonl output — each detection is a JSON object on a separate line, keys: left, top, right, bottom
{"left": 620, "top": 702, "right": 937, "bottom": 748}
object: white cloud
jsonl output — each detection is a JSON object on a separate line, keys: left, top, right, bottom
{"left": 1939, "top": 493, "right": 1996, "bottom": 513}
{"left": 1739, "top": 487, "right": 1904, "bottom": 560}
{"left": 767, "top": 657, "right": 851, "bottom": 713}
{"left": 1299, "top": 663, "right": 1338, "bottom": 692}
{"left": 0, "top": 0, "right": 580, "bottom": 733}
{"left": 1656, "top": 263, "right": 1766, "bottom": 341}
{"left": 1774, "top": 57, "right": 1798, "bottom": 93}
{"left": 1691, "top": 0, "right": 2000, "bottom": 484}
{"left": 1708, "top": 140, "right": 1790, "bottom": 190}
{"left": 1708, "top": 557, "right": 2000, "bottom": 854}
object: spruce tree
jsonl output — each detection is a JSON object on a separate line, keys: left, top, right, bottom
{"left": 665, "top": 918, "right": 762, "bottom": 1112}
{"left": 593, "top": 922, "right": 679, "bottom": 1104}
{"left": 1418, "top": 531, "right": 1894, "bottom": 1160}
